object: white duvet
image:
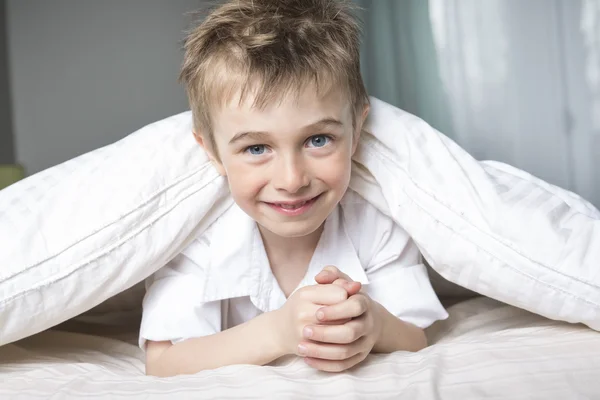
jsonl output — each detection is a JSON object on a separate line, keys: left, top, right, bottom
{"left": 0, "top": 97, "right": 598, "bottom": 398}
{"left": 1, "top": 297, "right": 598, "bottom": 399}
{"left": 1, "top": 97, "right": 598, "bottom": 346}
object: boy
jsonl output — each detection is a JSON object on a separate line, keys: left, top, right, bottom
{"left": 140, "top": 0, "right": 447, "bottom": 377}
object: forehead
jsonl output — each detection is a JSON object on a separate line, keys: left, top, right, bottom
{"left": 212, "top": 84, "right": 353, "bottom": 139}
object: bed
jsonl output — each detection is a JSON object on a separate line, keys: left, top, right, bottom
{"left": 1, "top": 296, "right": 598, "bottom": 399}
{"left": 1, "top": 98, "right": 598, "bottom": 398}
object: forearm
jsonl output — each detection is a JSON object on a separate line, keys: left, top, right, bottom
{"left": 372, "top": 302, "right": 427, "bottom": 353}
{"left": 146, "top": 311, "right": 284, "bottom": 377}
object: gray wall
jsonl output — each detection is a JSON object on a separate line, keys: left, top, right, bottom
{"left": 0, "top": 0, "right": 14, "bottom": 164}
{"left": 6, "top": 0, "right": 203, "bottom": 174}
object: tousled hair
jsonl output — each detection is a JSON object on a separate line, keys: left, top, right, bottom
{"left": 179, "top": 0, "right": 369, "bottom": 150}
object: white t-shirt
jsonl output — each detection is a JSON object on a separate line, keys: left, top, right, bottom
{"left": 139, "top": 189, "right": 448, "bottom": 348}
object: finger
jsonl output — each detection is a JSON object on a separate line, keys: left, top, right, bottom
{"left": 298, "top": 284, "right": 348, "bottom": 305}
{"left": 336, "top": 279, "right": 361, "bottom": 296}
{"left": 316, "top": 295, "right": 369, "bottom": 322}
{"left": 303, "top": 319, "right": 366, "bottom": 344}
{"left": 317, "top": 318, "right": 352, "bottom": 326}
{"left": 323, "top": 265, "right": 343, "bottom": 275}
{"left": 330, "top": 278, "right": 362, "bottom": 296}
{"left": 331, "top": 278, "right": 347, "bottom": 288}
{"left": 297, "top": 338, "right": 365, "bottom": 361}
{"left": 314, "top": 271, "right": 337, "bottom": 284}
{"left": 314, "top": 266, "right": 351, "bottom": 284}
{"left": 304, "top": 352, "right": 368, "bottom": 373}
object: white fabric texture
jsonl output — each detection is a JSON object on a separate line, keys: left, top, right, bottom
{"left": 0, "top": 97, "right": 598, "bottom": 347}
{"left": 1, "top": 298, "right": 599, "bottom": 399}
{"left": 139, "top": 189, "right": 448, "bottom": 348}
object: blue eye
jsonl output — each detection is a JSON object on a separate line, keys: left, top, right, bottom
{"left": 245, "top": 145, "right": 266, "bottom": 155}
{"left": 307, "top": 135, "right": 330, "bottom": 148}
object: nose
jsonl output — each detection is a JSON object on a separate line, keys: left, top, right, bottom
{"left": 272, "top": 153, "right": 310, "bottom": 194}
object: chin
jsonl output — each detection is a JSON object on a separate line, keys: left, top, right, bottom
{"left": 264, "top": 220, "right": 324, "bottom": 238}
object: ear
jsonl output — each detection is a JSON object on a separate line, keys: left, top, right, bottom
{"left": 351, "top": 104, "right": 370, "bottom": 155}
{"left": 193, "top": 131, "right": 227, "bottom": 176}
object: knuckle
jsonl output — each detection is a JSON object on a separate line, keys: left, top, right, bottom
{"left": 358, "top": 297, "right": 369, "bottom": 312}
{"left": 353, "top": 325, "right": 364, "bottom": 339}
{"left": 362, "top": 296, "right": 370, "bottom": 307}
{"left": 347, "top": 326, "right": 359, "bottom": 342}
{"left": 356, "top": 301, "right": 367, "bottom": 316}
{"left": 333, "top": 278, "right": 345, "bottom": 286}
{"left": 339, "top": 327, "right": 352, "bottom": 343}
{"left": 335, "top": 287, "right": 348, "bottom": 301}
{"left": 297, "top": 288, "right": 309, "bottom": 300}
{"left": 312, "top": 347, "right": 321, "bottom": 359}
{"left": 340, "top": 347, "right": 351, "bottom": 360}
{"left": 351, "top": 300, "right": 362, "bottom": 315}
{"left": 325, "top": 265, "right": 339, "bottom": 273}
{"left": 298, "top": 310, "right": 311, "bottom": 321}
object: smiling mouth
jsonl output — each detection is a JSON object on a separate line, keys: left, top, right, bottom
{"left": 274, "top": 199, "right": 311, "bottom": 209}
{"left": 265, "top": 194, "right": 322, "bottom": 213}
{"left": 271, "top": 194, "right": 320, "bottom": 207}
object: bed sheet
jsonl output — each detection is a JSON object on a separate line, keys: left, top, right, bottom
{"left": 0, "top": 297, "right": 598, "bottom": 399}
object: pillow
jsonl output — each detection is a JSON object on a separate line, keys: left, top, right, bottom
{"left": 352, "top": 98, "right": 600, "bottom": 329}
{"left": 0, "top": 112, "right": 232, "bottom": 346}
{"left": 1, "top": 98, "right": 598, "bottom": 346}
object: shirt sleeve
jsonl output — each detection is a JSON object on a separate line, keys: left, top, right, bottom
{"left": 362, "top": 207, "right": 449, "bottom": 329}
{"left": 139, "top": 244, "right": 222, "bottom": 350}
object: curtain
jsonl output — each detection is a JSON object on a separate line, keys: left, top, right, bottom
{"left": 358, "top": 0, "right": 600, "bottom": 208}
{"left": 355, "top": 0, "right": 454, "bottom": 136}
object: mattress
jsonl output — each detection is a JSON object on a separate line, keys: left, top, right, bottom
{"left": 1, "top": 297, "right": 598, "bottom": 399}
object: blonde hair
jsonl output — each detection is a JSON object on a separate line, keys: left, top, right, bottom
{"left": 179, "top": 0, "right": 369, "bottom": 150}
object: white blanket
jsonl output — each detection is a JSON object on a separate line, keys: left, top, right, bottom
{"left": 0, "top": 97, "right": 598, "bottom": 346}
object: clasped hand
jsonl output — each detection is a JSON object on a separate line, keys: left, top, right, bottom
{"left": 276, "top": 266, "right": 382, "bottom": 372}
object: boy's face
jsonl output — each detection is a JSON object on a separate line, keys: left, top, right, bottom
{"left": 196, "top": 85, "right": 368, "bottom": 239}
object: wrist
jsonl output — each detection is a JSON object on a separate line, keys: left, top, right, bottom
{"left": 371, "top": 301, "right": 427, "bottom": 353}
{"left": 373, "top": 301, "right": 386, "bottom": 348}
{"left": 266, "top": 309, "right": 290, "bottom": 358}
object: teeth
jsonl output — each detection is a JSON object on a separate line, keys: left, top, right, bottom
{"left": 278, "top": 200, "right": 307, "bottom": 209}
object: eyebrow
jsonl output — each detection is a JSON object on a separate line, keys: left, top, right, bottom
{"left": 228, "top": 118, "right": 344, "bottom": 145}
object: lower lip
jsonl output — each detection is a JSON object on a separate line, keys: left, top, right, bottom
{"left": 266, "top": 195, "right": 320, "bottom": 216}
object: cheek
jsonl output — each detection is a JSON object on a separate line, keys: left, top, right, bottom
{"left": 314, "top": 150, "right": 353, "bottom": 189}
{"left": 224, "top": 158, "right": 267, "bottom": 201}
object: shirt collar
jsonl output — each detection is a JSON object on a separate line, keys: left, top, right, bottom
{"left": 295, "top": 205, "right": 369, "bottom": 290}
{"left": 202, "top": 202, "right": 369, "bottom": 311}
